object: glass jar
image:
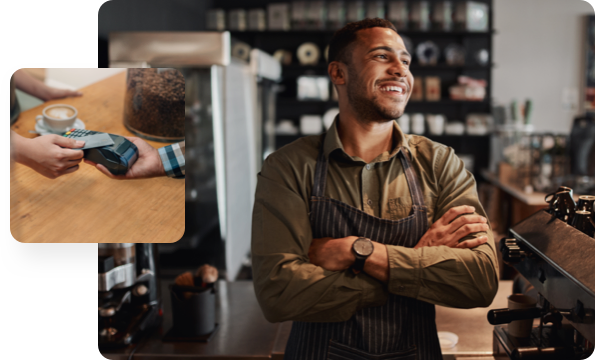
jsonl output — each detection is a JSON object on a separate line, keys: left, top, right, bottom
{"left": 123, "top": 68, "right": 185, "bottom": 142}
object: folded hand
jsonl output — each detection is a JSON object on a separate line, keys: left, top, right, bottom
{"left": 414, "top": 205, "right": 489, "bottom": 249}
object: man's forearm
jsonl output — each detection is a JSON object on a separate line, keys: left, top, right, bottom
{"left": 364, "top": 240, "right": 497, "bottom": 308}
{"left": 363, "top": 242, "right": 389, "bottom": 282}
{"left": 386, "top": 242, "right": 498, "bottom": 308}
{"left": 253, "top": 253, "right": 387, "bottom": 323}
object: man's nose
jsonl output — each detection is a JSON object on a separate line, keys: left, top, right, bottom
{"left": 388, "top": 61, "right": 408, "bottom": 78}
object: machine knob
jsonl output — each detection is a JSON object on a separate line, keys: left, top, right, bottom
{"left": 500, "top": 238, "right": 526, "bottom": 263}
{"left": 133, "top": 284, "right": 148, "bottom": 297}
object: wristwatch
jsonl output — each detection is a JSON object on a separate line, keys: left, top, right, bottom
{"left": 351, "top": 237, "right": 374, "bottom": 273}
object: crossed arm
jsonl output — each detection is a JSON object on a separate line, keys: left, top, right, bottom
{"left": 252, "top": 180, "right": 498, "bottom": 323}
{"left": 252, "top": 149, "right": 499, "bottom": 323}
{"left": 308, "top": 205, "right": 490, "bottom": 282}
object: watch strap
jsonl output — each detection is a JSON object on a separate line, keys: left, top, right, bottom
{"left": 352, "top": 254, "right": 366, "bottom": 272}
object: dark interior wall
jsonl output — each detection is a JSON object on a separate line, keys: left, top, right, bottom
{"left": 98, "top": 0, "right": 212, "bottom": 66}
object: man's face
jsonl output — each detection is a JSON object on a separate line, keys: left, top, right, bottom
{"left": 343, "top": 27, "right": 413, "bottom": 122}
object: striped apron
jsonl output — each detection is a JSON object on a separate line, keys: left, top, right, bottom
{"left": 284, "top": 145, "right": 443, "bottom": 360}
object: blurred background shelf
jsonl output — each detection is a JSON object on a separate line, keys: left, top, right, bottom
{"left": 214, "top": 0, "right": 495, "bottom": 181}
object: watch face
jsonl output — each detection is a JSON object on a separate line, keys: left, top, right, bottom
{"left": 354, "top": 238, "right": 374, "bottom": 256}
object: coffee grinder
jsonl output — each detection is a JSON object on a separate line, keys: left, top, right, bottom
{"left": 98, "top": 243, "right": 161, "bottom": 348}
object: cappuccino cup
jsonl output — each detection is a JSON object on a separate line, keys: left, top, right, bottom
{"left": 36, "top": 104, "right": 78, "bottom": 132}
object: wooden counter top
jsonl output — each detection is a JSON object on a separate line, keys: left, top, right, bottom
{"left": 101, "top": 280, "right": 513, "bottom": 360}
{"left": 10, "top": 72, "right": 184, "bottom": 243}
{"left": 436, "top": 280, "right": 512, "bottom": 358}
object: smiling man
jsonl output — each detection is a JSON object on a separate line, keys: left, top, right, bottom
{"left": 252, "top": 18, "right": 498, "bottom": 360}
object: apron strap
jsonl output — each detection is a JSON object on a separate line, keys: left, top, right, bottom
{"left": 398, "top": 148, "right": 425, "bottom": 207}
{"left": 312, "top": 134, "right": 328, "bottom": 198}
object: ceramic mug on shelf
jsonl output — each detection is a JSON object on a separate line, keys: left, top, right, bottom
{"left": 427, "top": 114, "right": 445, "bottom": 135}
{"left": 397, "top": 114, "right": 410, "bottom": 133}
{"left": 411, "top": 113, "right": 425, "bottom": 135}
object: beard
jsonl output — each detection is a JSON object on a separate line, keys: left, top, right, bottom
{"left": 346, "top": 66, "right": 404, "bottom": 123}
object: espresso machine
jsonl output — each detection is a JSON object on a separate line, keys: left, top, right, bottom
{"left": 489, "top": 209, "right": 595, "bottom": 359}
{"left": 98, "top": 243, "right": 161, "bottom": 348}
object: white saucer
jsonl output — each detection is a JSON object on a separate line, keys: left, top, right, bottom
{"left": 35, "top": 118, "right": 86, "bottom": 135}
{"left": 437, "top": 331, "right": 459, "bottom": 349}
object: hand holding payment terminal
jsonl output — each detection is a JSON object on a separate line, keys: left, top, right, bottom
{"left": 63, "top": 129, "right": 139, "bottom": 175}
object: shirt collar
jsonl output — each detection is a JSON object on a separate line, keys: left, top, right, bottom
{"left": 323, "top": 115, "right": 411, "bottom": 163}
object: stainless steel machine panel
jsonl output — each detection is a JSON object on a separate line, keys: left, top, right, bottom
{"left": 109, "top": 32, "right": 230, "bottom": 67}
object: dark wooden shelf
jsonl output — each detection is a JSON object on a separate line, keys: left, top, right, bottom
{"left": 229, "top": 30, "right": 494, "bottom": 36}
{"left": 410, "top": 64, "right": 493, "bottom": 70}
{"left": 408, "top": 99, "right": 490, "bottom": 105}
{"left": 277, "top": 98, "right": 489, "bottom": 105}
{"left": 276, "top": 133, "right": 490, "bottom": 139}
{"left": 220, "top": 0, "right": 494, "bottom": 176}
{"left": 281, "top": 63, "right": 493, "bottom": 71}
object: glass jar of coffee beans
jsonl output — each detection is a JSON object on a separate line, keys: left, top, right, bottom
{"left": 123, "top": 68, "right": 185, "bottom": 142}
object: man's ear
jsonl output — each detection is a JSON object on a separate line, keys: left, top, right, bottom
{"left": 328, "top": 61, "right": 346, "bottom": 86}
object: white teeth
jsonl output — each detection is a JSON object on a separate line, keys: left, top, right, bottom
{"left": 381, "top": 86, "right": 403, "bottom": 93}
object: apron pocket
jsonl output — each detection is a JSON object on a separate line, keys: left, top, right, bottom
{"left": 327, "top": 340, "right": 417, "bottom": 360}
{"left": 387, "top": 197, "right": 413, "bottom": 221}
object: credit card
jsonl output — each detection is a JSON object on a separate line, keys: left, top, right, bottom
{"left": 71, "top": 133, "right": 115, "bottom": 150}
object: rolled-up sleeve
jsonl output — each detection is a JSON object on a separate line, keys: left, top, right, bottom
{"left": 158, "top": 141, "right": 185, "bottom": 178}
{"left": 387, "top": 146, "right": 499, "bottom": 308}
{"left": 251, "top": 154, "right": 388, "bottom": 323}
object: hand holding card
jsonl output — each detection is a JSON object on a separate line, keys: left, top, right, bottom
{"left": 10, "top": 131, "right": 85, "bottom": 179}
{"left": 85, "top": 136, "right": 165, "bottom": 180}
{"left": 63, "top": 129, "right": 139, "bottom": 175}
{"left": 69, "top": 133, "right": 114, "bottom": 150}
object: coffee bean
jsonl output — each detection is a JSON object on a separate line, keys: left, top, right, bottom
{"left": 124, "top": 68, "right": 185, "bottom": 140}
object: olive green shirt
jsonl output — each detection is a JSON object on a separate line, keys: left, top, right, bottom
{"left": 251, "top": 119, "right": 498, "bottom": 323}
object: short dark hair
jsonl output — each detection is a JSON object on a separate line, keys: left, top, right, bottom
{"left": 328, "top": 18, "right": 398, "bottom": 65}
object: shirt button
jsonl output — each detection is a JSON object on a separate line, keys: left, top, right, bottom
{"left": 367, "top": 199, "right": 373, "bottom": 206}
{"left": 366, "top": 164, "right": 371, "bottom": 170}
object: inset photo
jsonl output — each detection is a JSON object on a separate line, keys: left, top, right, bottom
{"left": 10, "top": 68, "right": 185, "bottom": 243}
